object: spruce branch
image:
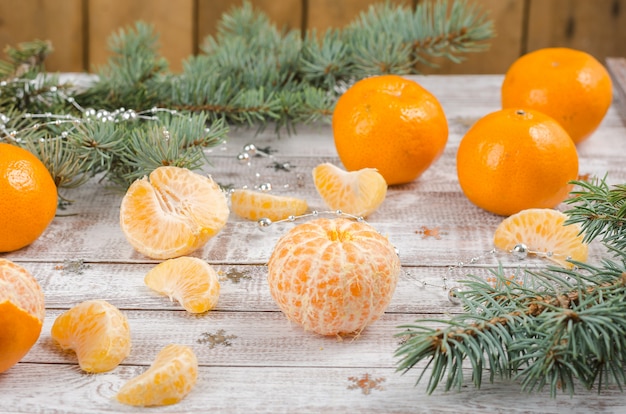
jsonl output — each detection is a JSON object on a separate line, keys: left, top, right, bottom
{"left": 565, "top": 178, "right": 626, "bottom": 252}
{"left": 2, "top": 0, "right": 494, "bottom": 192}
{"left": 76, "top": 0, "right": 494, "bottom": 132}
{"left": 396, "top": 258, "right": 626, "bottom": 395}
{"left": 397, "top": 179, "right": 626, "bottom": 396}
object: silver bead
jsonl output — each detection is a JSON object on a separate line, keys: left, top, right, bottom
{"left": 512, "top": 243, "right": 528, "bottom": 260}
{"left": 237, "top": 152, "right": 250, "bottom": 164}
{"left": 257, "top": 217, "right": 272, "bottom": 230}
{"left": 243, "top": 143, "right": 257, "bottom": 156}
{"left": 258, "top": 182, "right": 272, "bottom": 192}
{"left": 448, "top": 287, "right": 462, "bottom": 305}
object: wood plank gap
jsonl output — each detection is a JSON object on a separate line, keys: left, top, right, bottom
{"left": 519, "top": 0, "right": 531, "bottom": 56}
{"left": 81, "top": 0, "right": 90, "bottom": 72}
{"left": 192, "top": 0, "right": 199, "bottom": 56}
{"left": 301, "top": 0, "right": 309, "bottom": 37}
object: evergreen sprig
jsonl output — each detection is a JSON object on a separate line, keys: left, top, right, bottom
{"left": 396, "top": 179, "right": 626, "bottom": 396}
{"left": 1, "top": 0, "right": 494, "bottom": 190}
{"left": 77, "top": 0, "right": 495, "bottom": 132}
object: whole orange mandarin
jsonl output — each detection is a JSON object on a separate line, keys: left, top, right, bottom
{"left": 501, "top": 47, "right": 612, "bottom": 144}
{"left": 332, "top": 75, "right": 448, "bottom": 185}
{"left": 0, "top": 258, "right": 45, "bottom": 373}
{"left": 0, "top": 143, "right": 57, "bottom": 252}
{"left": 267, "top": 218, "right": 401, "bottom": 336}
{"left": 456, "top": 108, "right": 578, "bottom": 216}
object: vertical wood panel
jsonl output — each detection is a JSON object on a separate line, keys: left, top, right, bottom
{"left": 197, "top": 0, "right": 303, "bottom": 49}
{"left": 0, "top": 0, "right": 84, "bottom": 72}
{"left": 416, "top": 0, "right": 526, "bottom": 74}
{"left": 87, "top": 0, "right": 194, "bottom": 73}
{"left": 306, "top": 0, "right": 413, "bottom": 33}
{"left": 526, "top": 0, "right": 626, "bottom": 62}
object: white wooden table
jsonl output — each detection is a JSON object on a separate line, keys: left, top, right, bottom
{"left": 2, "top": 75, "right": 626, "bottom": 413}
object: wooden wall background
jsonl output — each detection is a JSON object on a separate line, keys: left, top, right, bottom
{"left": 0, "top": 0, "right": 624, "bottom": 74}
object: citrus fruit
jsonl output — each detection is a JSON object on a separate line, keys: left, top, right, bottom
{"left": 51, "top": 299, "right": 131, "bottom": 373}
{"left": 144, "top": 256, "right": 220, "bottom": 314}
{"left": 267, "top": 217, "right": 401, "bottom": 336}
{"left": 312, "top": 162, "right": 387, "bottom": 217}
{"left": 493, "top": 208, "right": 588, "bottom": 269}
{"left": 120, "top": 166, "right": 229, "bottom": 259}
{"left": 332, "top": 74, "right": 448, "bottom": 185}
{"left": 0, "top": 259, "right": 45, "bottom": 373}
{"left": 456, "top": 108, "right": 578, "bottom": 216}
{"left": 0, "top": 142, "right": 57, "bottom": 252}
{"left": 116, "top": 344, "right": 198, "bottom": 406}
{"left": 501, "top": 47, "right": 612, "bottom": 144}
{"left": 230, "top": 189, "right": 308, "bottom": 221}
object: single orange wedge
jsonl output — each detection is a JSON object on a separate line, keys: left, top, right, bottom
{"left": 120, "top": 166, "right": 229, "bottom": 260}
{"left": 116, "top": 344, "right": 198, "bottom": 406}
{"left": 51, "top": 299, "right": 131, "bottom": 373}
{"left": 493, "top": 208, "right": 588, "bottom": 268}
{"left": 230, "top": 189, "right": 308, "bottom": 221}
{"left": 312, "top": 163, "right": 387, "bottom": 217}
{"left": 144, "top": 257, "right": 220, "bottom": 313}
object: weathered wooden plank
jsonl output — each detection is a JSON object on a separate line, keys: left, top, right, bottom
{"left": 86, "top": 0, "right": 194, "bottom": 73}
{"left": 197, "top": 0, "right": 303, "bottom": 50}
{"left": 2, "top": 364, "right": 625, "bottom": 413}
{"left": 25, "top": 309, "right": 422, "bottom": 368}
{"left": 526, "top": 0, "right": 626, "bottom": 63}
{"left": 416, "top": 0, "right": 526, "bottom": 74}
{"left": 306, "top": 0, "right": 414, "bottom": 34}
{"left": 0, "top": 0, "right": 84, "bottom": 72}
{"left": 19, "top": 261, "right": 534, "bottom": 315}
{"left": 0, "top": 173, "right": 615, "bottom": 267}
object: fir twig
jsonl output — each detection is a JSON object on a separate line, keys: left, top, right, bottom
{"left": 397, "top": 178, "right": 626, "bottom": 396}
{"left": 396, "top": 259, "right": 626, "bottom": 396}
{"left": 565, "top": 177, "right": 626, "bottom": 252}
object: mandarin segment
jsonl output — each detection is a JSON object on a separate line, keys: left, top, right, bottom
{"left": 332, "top": 74, "right": 448, "bottom": 185}
{"left": 120, "top": 166, "right": 229, "bottom": 260}
{"left": 230, "top": 189, "right": 308, "bottom": 221}
{"left": 312, "top": 163, "right": 387, "bottom": 217}
{"left": 457, "top": 108, "right": 578, "bottom": 216}
{"left": 144, "top": 257, "right": 220, "bottom": 313}
{"left": 116, "top": 344, "right": 198, "bottom": 407}
{"left": 267, "top": 218, "right": 401, "bottom": 336}
{"left": 51, "top": 299, "right": 131, "bottom": 373}
{"left": 493, "top": 208, "right": 588, "bottom": 268}
{"left": 0, "top": 259, "right": 45, "bottom": 373}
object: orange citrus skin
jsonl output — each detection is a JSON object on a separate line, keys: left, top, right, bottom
{"left": 502, "top": 47, "right": 612, "bottom": 144}
{"left": 268, "top": 218, "right": 401, "bottom": 336}
{"left": 0, "top": 143, "right": 57, "bottom": 252}
{"left": 0, "top": 258, "right": 45, "bottom": 373}
{"left": 457, "top": 108, "right": 578, "bottom": 217}
{"left": 332, "top": 75, "right": 448, "bottom": 185}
